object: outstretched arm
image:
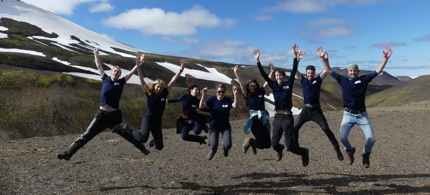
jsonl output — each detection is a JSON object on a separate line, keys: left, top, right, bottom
{"left": 263, "top": 62, "right": 275, "bottom": 89}
{"left": 93, "top": 48, "right": 105, "bottom": 77}
{"left": 232, "top": 86, "right": 238, "bottom": 108}
{"left": 199, "top": 87, "right": 208, "bottom": 109}
{"left": 136, "top": 54, "right": 148, "bottom": 92}
{"left": 317, "top": 47, "right": 332, "bottom": 74}
{"left": 124, "top": 54, "right": 145, "bottom": 82}
{"left": 375, "top": 46, "right": 393, "bottom": 74}
{"left": 289, "top": 44, "right": 302, "bottom": 86}
{"left": 233, "top": 65, "right": 248, "bottom": 97}
{"left": 254, "top": 49, "right": 272, "bottom": 84}
{"left": 167, "top": 58, "right": 185, "bottom": 91}
{"left": 320, "top": 69, "right": 328, "bottom": 80}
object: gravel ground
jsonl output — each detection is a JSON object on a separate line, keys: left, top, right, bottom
{"left": 1, "top": 104, "right": 430, "bottom": 194}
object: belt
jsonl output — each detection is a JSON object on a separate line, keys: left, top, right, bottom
{"left": 344, "top": 108, "right": 366, "bottom": 114}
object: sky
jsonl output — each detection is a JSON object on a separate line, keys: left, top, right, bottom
{"left": 18, "top": 0, "right": 430, "bottom": 77}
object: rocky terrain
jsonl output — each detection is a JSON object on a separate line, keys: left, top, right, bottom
{"left": 1, "top": 102, "right": 429, "bottom": 194}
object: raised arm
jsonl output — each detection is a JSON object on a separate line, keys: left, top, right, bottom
{"left": 263, "top": 62, "right": 275, "bottom": 89}
{"left": 232, "top": 86, "right": 238, "bottom": 108}
{"left": 233, "top": 65, "right": 248, "bottom": 97}
{"left": 136, "top": 54, "right": 148, "bottom": 92}
{"left": 375, "top": 46, "right": 393, "bottom": 74}
{"left": 317, "top": 47, "right": 332, "bottom": 74}
{"left": 93, "top": 48, "right": 105, "bottom": 77}
{"left": 254, "top": 49, "right": 272, "bottom": 84}
{"left": 289, "top": 44, "right": 302, "bottom": 87}
{"left": 124, "top": 54, "right": 145, "bottom": 82}
{"left": 319, "top": 69, "right": 328, "bottom": 80}
{"left": 199, "top": 87, "right": 208, "bottom": 109}
{"left": 167, "top": 58, "right": 185, "bottom": 91}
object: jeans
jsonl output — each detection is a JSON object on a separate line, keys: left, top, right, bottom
{"left": 67, "top": 109, "right": 147, "bottom": 156}
{"left": 340, "top": 111, "right": 375, "bottom": 153}
{"left": 209, "top": 128, "right": 232, "bottom": 155}
{"left": 294, "top": 106, "right": 340, "bottom": 149}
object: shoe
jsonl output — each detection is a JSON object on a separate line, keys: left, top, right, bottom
{"left": 302, "top": 148, "right": 310, "bottom": 167}
{"left": 149, "top": 140, "right": 155, "bottom": 148}
{"left": 112, "top": 122, "right": 127, "bottom": 134}
{"left": 250, "top": 138, "right": 257, "bottom": 155}
{"left": 201, "top": 136, "right": 210, "bottom": 146}
{"left": 362, "top": 152, "right": 370, "bottom": 168}
{"left": 223, "top": 148, "right": 229, "bottom": 157}
{"left": 57, "top": 151, "right": 71, "bottom": 161}
{"left": 346, "top": 147, "right": 356, "bottom": 165}
{"left": 276, "top": 144, "right": 285, "bottom": 161}
{"left": 242, "top": 138, "right": 251, "bottom": 153}
{"left": 335, "top": 147, "right": 344, "bottom": 161}
{"left": 207, "top": 151, "right": 215, "bottom": 160}
{"left": 140, "top": 145, "right": 150, "bottom": 155}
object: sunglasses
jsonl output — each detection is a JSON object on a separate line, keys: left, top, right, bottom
{"left": 217, "top": 91, "right": 226, "bottom": 94}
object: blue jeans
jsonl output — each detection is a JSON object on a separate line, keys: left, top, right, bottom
{"left": 340, "top": 111, "right": 375, "bottom": 153}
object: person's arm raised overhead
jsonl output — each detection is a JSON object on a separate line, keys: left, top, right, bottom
{"left": 317, "top": 47, "right": 332, "bottom": 74}
{"left": 375, "top": 46, "right": 393, "bottom": 74}
{"left": 93, "top": 48, "right": 105, "bottom": 77}
{"left": 167, "top": 58, "right": 186, "bottom": 91}
{"left": 124, "top": 54, "right": 145, "bottom": 82}
{"left": 233, "top": 65, "right": 248, "bottom": 97}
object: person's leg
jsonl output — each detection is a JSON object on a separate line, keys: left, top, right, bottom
{"left": 311, "top": 108, "right": 343, "bottom": 161}
{"left": 150, "top": 117, "right": 164, "bottom": 150}
{"left": 140, "top": 115, "right": 151, "bottom": 143}
{"left": 250, "top": 116, "right": 271, "bottom": 150}
{"left": 340, "top": 111, "right": 357, "bottom": 165}
{"left": 357, "top": 112, "right": 376, "bottom": 154}
{"left": 284, "top": 114, "right": 310, "bottom": 167}
{"left": 207, "top": 129, "right": 219, "bottom": 160}
{"left": 221, "top": 129, "right": 232, "bottom": 157}
{"left": 58, "top": 110, "right": 108, "bottom": 160}
{"left": 272, "top": 115, "right": 285, "bottom": 161}
{"left": 293, "top": 106, "right": 311, "bottom": 146}
{"left": 181, "top": 119, "right": 206, "bottom": 144}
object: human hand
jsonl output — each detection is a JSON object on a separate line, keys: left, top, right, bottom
{"left": 383, "top": 46, "right": 393, "bottom": 59}
{"left": 316, "top": 47, "right": 328, "bottom": 60}
{"left": 253, "top": 49, "right": 260, "bottom": 62}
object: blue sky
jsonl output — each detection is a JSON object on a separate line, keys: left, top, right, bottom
{"left": 23, "top": 0, "right": 430, "bottom": 77}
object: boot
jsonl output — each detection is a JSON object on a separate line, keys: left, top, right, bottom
{"left": 249, "top": 138, "right": 257, "bottom": 155}
{"left": 302, "top": 148, "right": 310, "bottom": 167}
{"left": 275, "top": 144, "right": 285, "bottom": 161}
{"left": 346, "top": 147, "right": 356, "bottom": 165}
{"left": 335, "top": 147, "right": 344, "bottom": 161}
{"left": 242, "top": 138, "right": 251, "bottom": 153}
{"left": 57, "top": 151, "right": 71, "bottom": 161}
{"left": 362, "top": 152, "right": 370, "bottom": 168}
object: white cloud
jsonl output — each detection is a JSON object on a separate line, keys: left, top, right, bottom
{"left": 316, "top": 27, "right": 355, "bottom": 38}
{"left": 161, "top": 37, "right": 200, "bottom": 44}
{"left": 371, "top": 42, "right": 406, "bottom": 48}
{"left": 102, "top": 5, "right": 236, "bottom": 36}
{"left": 90, "top": 2, "right": 114, "bottom": 13}
{"left": 253, "top": 15, "right": 273, "bottom": 21}
{"left": 23, "top": 0, "right": 103, "bottom": 15}
{"left": 303, "top": 18, "right": 352, "bottom": 28}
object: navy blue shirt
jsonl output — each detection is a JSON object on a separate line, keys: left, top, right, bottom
{"left": 168, "top": 94, "right": 199, "bottom": 119}
{"left": 205, "top": 96, "right": 233, "bottom": 129}
{"left": 300, "top": 75, "right": 322, "bottom": 105}
{"left": 246, "top": 87, "right": 266, "bottom": 111}
{"left": 146, "top": 87, "right": 169, "bottom": 117}
{"left": 257, "top": 59, "right": 298, "bottom": 112}
{"left": 331, "top": 71, "right": 378, "bottom": 111}
{"left": 100, "top": 74, "right": 125, "bottom": 109}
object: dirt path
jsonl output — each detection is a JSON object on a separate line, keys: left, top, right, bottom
{"left": 1, "top": 104, "right": 430, "bottom": 194}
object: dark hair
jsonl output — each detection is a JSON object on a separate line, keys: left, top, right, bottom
{"left": 186, "top": 80, "right": 199, "bottom": 94}
{"left": 273, "top": 68, "right": 286, "bottom": 76}
{"left": 306, "top": 65, "right": 316, "bottom": 72}
{"left": 246, "top": 79, "right": 260, "bottom": 96}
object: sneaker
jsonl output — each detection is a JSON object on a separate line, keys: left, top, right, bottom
{"left": 335, "top": 147, "right": 344, "bottom": 161}
{"left": 57, "top": 151, "right": 71, "bottom": 161}
{"left": 242, "top": 138, "right": 251, "bottom": 153}
{"left": 112, "top": 122, "right": 127, "bottom": 134}
{"left": 362, "top": 152, "right": 370, "bottom": 168}
{"left": 207, "top": 151, "right": 215, "bottom": 160}
{"left": 276, "top": 144, "right": 285, "bottom": 161}
{"left": 250, "top": 138, "right": 257, "bottom": 155}
{"left": 346, "top": 147, "right": 356, "bottom": 165}
{"left": 223, "top": 148, "right": 229, "bottom": 157}
{"left": 302, "top": 148, "right": 310, "bottom": 167}
{"left": 149, "top": 140, "right": 155, "bottom": 148}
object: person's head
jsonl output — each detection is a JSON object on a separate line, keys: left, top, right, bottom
{"left": 187, "top": 81, "right": 200, "bottom": 97}
{"left": 305, "top": 65, "right": 316, "bottom": 80}
{"left": 216, "top": 83, "right": 227, "bottom": 99}
{"left": 147, "top": 79, "right": 165, "bottom": 96}
{"left": 110, "top": 66, "right": 122, "bottom": 81}
{"left": 246, "top": 79, "right": 260, "bottom": 94}
{"left": 274, "top": 69, "right": 286, "bottom": 84}
{"left": 347, "top": 63, "right": 360, "bottom": 78}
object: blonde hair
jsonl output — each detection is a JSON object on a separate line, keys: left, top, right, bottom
{"left": 146, "top": 79, "right": 165, "bottom": 97}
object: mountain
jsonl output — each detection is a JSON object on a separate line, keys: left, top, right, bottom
{"left": 0, "top": 0, "right": 406, "bottom": 140}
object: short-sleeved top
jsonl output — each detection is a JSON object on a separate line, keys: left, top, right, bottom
{"left": 100, "top": 74, "right": 126, "bottom": 109}
{"left": 246, "top": 87, "right": 266, "bottom": 111}
{"left": 146, "top": 87, "right": 169, "bottom": 117}
{"left": 257, "top": 59, "right": 298, "bottom": 113}
{"left": 205, "top": 96, "right": 233, "bottom": 129}
{"left": 300, "top": 75, "right": 322, "bottom": 105}
{"left": 331, "top": 71, "right": 378, "bottom": 111}
{"left": 168, "top": 94, "right": 200, "bottom": 119}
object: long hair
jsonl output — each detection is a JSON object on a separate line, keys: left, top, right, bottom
{"left": 146, "top": 79, "right": 165, "bottom": 97}
{"left": 186, "top": 80, "right": 199, "bottom": 94}
{"left": 244, "top": 79, "right": 260, "bottom": 108}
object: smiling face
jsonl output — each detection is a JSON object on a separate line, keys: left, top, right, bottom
{"left": 190, "top": 87, "right": 200, "bottom": 97}
{"left": 306, "top": 69, "right": 315, "bottom": 80}
{"left": 248, "top": 82, "right": 258, "bottom": 93}
{"left": 110, "top": 67, "right": 121, "bottom": 81}
{"left": 217, "top": 87, "right": 226, "bottom": 98}
{"left": 275, "top": 71, "right": 285, "bottom": 84}
{"left": 348, "top": 69, "right": 359, "bottom": 79}
{"left": 154, "top": 83, "right": 165, "bottom": 95}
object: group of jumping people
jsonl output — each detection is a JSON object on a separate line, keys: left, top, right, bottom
{"left": 57, "top": 44, "right": 392, "bottom": 168}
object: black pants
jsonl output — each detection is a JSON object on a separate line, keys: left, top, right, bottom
{"left": 293, "top": 106, "right": 340, "bottom": 149}
{"left": 250, "top": 116, "right": 271, "bottom": 149}
{"left": 272, "top": 114, "right": 307, "bottom": 155}
{"left": 67, "top": 109, "right": 146, "bottom": 156}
